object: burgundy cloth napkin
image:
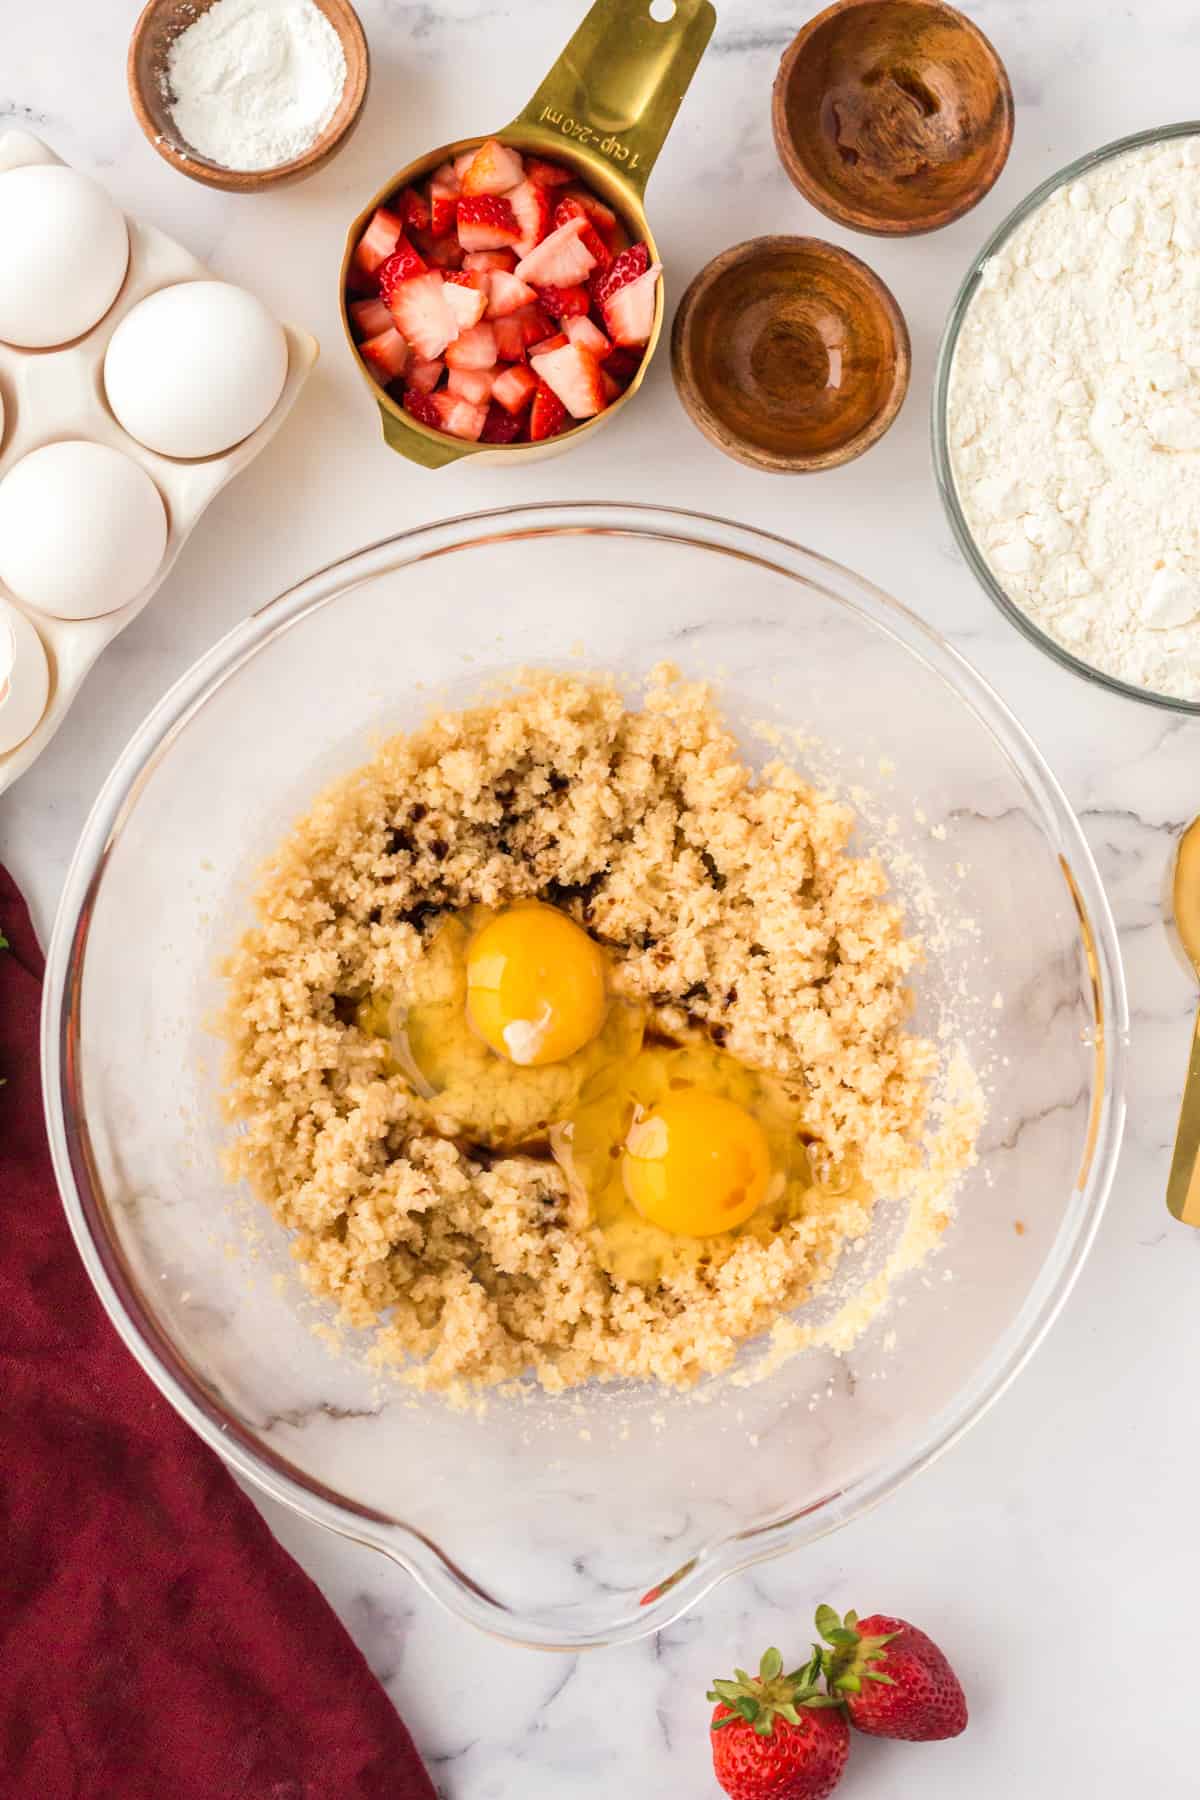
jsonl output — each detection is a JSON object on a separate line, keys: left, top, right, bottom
{"left": 0, "top": 865, "right": 437, "bottom": 1800}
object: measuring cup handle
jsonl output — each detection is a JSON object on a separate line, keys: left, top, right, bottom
{"left": 511, "top": 0, "right": 716, "bottom": 197}
{"left": 1168, "top": 1009, "right": 1200, "bottom": 1226}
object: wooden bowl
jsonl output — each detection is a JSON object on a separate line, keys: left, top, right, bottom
{"left": 670, "top": 236, "right": 910, "bottom": 472}
{"left": 128, "top": 0, "right": 369, "bottom": 191}
{"left": 772, "top": 0, "right": 1013, "bottom": 236}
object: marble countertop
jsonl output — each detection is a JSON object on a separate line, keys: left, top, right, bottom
{"left": 4, "top": 1, "right": 1199, "bottom": 1793}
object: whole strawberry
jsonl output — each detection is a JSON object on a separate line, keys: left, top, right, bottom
{"left": 814, "top": 1605, "right": 968, "bottom": 1741}
{"left": 708, "top": 1648, "right": 850, "bottom": 1800}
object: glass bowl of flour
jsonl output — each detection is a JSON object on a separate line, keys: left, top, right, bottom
{"left": 934, "top": 122, "right": 1200, "bottom": 713}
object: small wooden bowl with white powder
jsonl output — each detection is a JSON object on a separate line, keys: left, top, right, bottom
{"left": 129, "top": 0, "right": 368, "bottom": 191}
{"left": 935, "top": 123, "right": 1200, "bottom": 713}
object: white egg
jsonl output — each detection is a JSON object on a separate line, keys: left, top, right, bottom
{"left": 0, "top": 442, "right": 167, "bottom": 621}
{"left": 0, "top": 599, "right": 50, "bottom": 754}
{"left": 104, "top": 281, "right": 289, "bottom": 458}
{"left": 0, "top": 165, "right": 129, "bottom": 348}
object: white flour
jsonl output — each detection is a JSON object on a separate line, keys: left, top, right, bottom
{"left": 165, "top": 0, "right": 346, "bottom": 172}
{"left": 948, "top": 135, "right": 1200, "bottom": 702}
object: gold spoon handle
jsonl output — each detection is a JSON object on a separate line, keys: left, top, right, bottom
{"left": 1168, "top": 1007, "right": 1200, "bottom": 1225}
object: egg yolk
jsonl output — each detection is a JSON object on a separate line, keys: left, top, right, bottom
{"left": 465, "top": 902, "right": 609, "bottom": 1067}
{"left": 622, "top": 1087, "right": 771, "bottom": 1237}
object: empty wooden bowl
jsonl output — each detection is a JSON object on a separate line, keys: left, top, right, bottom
{"left": 772, "top": 0, "right": 1013, "bottom": 236}
{"left": 128, "top": 0, "right": 369, "bottom": 191}
{"left": 670, "top": 236, "right": 910, "bottom": 472}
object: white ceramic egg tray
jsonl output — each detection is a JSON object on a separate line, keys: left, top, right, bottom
{"left": 0, "top": 131, "right": 319, "bottom": 796}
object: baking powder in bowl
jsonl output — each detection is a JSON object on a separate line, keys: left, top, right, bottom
{"left": 165, "top": 0, "right": 346, "bottom": 172}
{"left": 948, "top": 135, "right": 1200, "bottom": 702}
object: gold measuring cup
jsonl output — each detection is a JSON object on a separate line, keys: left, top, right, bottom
{"left": 1168, "top": 816, "right": 1200, "bottom": 1226}
{"left": 340, "top": 0, "right": 716, "bottom": 467}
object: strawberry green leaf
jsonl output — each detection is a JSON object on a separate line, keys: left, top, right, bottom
{"left": 790, "top": 1650, "right": 821, "bottom": 1688}
{"left": 815, "top": 1604, "right": 842, "bottom": 1643}
{"left": 759, "top": 1648, "right": 783, "bottom": 1682}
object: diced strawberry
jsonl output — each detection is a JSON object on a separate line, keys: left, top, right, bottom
{"left": 443, "top": 279, "right": 489, "bottom": 331}
{"left": 601, "top": 345, "right": 642, "bottom": 386}
{"left": 457, "top": 195, "right": 521, "bottom": 252}
{"left": 600, "top": 264, "right": 661, "bottom": 347}
{"left": 388, "top": 270, "right": 458, "bottom": 361}
{"left": 453, "top": 150, "right": 477, "bottom": 182}
{"left": 530, "top": 342, "right": 606, "bottom": 418}
{"left": 447, "top": 366, "right": 497, "bottom": 405}
{"left": 464, "top": 249, "right": 517, "bottom": 273}
{"left": 508, "top": 179, "right": 553, "bottom": 259}
{"left": 515, "top": 303, "right": 554, "bottom": 346}
{"left": 486, "top": 270, "right": 536, "bottom": 318}
{"left": 406, "top": 357, "right": 445, "bottom": 395}
{"left": 427, "top": 234, "right": 465, "bottom": 271}
{"left": 557, "top": 188, "right": 619, "bottom": 249}
{"left": 525, "top": 156, "right": 573, "bottom": 188}
{"left": 429, "top": 163, "right": 461, "bottom": 237}
{"left": 592, "top": 242, "right": 649, "bottom": 308}
{"left": 528, "top": 332, "right": 570, "bottom": 357}
{"left": 444, "top": 268, "right": 489, "bottom": 290}
{"left": 493, "top": 315, "right": 528, "bottom": 362}
{"left": 359, "top": 328, "right": 409, "bottom": 382}
{"left": 405, "top": 387, "right": 444, "bottom": 430}
{"left": 351, "top": 206, "right": 404, "bottom": 283}
{"left": 461, "top": 138, "right": 525, "bottom": 196}
{"left": 431, "top": 390, "right": 488, "bottom": 440}
{"left": 377, "top": 238, "right": 428, "bottom": 304}
{"left": 534, "top": 283, "right": 590, "bottom": 321}
{"left": 349, "top": 296, "right": 393, "bottom": 338}
{"left": 564, "top": 313, "right": 611, "bottom": 357}
{"left": 601, "top": 369, "right": 622, "bottom": 404}
{"left": 492, "top": 363, "right": 539, "bottom": 415}
{"left": 553, "top": 195, "right": 611, "bottom": 269}
{"left": 515, "top": 217, "right": 597, "bottom": 287}
{"left": 444, "top": 321, "right": 498, "bottom": 370}
{"left": 480, "top": 402, "right": 522, "bottom": 443}
{"left": 400, "top": 186, "right": 431, "bottom": 233}
{"left": 529, "top": 381, "right": 568, "bottom": 441}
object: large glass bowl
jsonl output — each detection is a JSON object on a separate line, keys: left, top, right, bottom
{"left": 42, "top": 504, "right": 1127, "bottom": 1649}
{"left": 932, "top": 122, "right": 1200, "bottom": 716}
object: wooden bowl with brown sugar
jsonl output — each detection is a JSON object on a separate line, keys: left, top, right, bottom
{"left": 772, "top": 0, "right": 1013, "bottom": 236}
{"left": 670, "top": 235, "right": 910, "bottom": 473}
{"left": 128, "top": 0, "right": 369, "bottom": 192}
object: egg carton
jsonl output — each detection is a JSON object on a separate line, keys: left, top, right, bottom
{"left": 0, "top": 131, "right": 318, "bottom": 796}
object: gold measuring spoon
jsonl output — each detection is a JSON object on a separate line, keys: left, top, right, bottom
{"left": 1168, "top": 815, "right": 1200, "bottom": 1225}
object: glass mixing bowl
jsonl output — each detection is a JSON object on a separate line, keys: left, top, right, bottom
{"left": 42, "top": 504, "right": 1126, "bottom": 1649}
{"left": 932, "top": 122, "right": 1200, "bottom": 715}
